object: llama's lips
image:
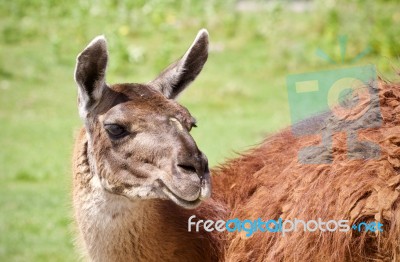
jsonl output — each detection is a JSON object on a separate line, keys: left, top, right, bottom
{"left": 158, "top": 174, "right": 211, "bottom": 209}
{"left": 160, "top": 182, "right": 202, "bottom": 209}
{"left": 199, "top": 171, "right": 211, "bottom": 199}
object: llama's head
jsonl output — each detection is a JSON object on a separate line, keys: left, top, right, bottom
{"left": 74, "top": 30, "right": 210, "bottom": 209}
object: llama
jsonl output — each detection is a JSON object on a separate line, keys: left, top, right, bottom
{"left": 72, "top": 29, "right": 400, "bottom": 261}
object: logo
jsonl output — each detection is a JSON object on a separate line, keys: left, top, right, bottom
{"left": 286, "top": 36, "right": 381, "bottom": 164}
{"left": 188, "top": 216, "right": 384, "bottom": 237}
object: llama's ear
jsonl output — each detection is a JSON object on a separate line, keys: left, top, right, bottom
{"left": 150, "top": 29, "right": 209, "bottom": 99}
{"left": 74, "top": 35, "right": 108, "bottom": 119}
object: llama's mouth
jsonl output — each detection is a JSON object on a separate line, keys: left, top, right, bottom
{"left": 158, "top": 175, "right": 211, "bottom": 209}
{"left": 161, "top": 184, "right": 202, "bottom": 209}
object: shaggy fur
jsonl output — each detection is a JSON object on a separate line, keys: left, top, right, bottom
{"left": 210, "top": 79, "right": 400, "bottom": 261}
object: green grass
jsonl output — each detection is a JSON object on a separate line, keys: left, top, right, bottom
{"left": 1, "top": 0, "right": 400, "bottom": 260}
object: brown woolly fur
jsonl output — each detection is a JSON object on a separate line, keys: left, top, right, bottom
{"left": 211, "top": 79, "right": 400, "bottom": 261}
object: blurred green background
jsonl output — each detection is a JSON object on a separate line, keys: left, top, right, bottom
{"left": 1, "top": 0, "right": 400, "bottom": 260}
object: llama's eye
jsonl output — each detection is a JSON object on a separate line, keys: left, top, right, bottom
{"left": 104, "top": 124, "right": 129, "bottom": 140}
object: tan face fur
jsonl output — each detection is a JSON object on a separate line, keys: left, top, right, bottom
{"left": 74, "top": 30, "right": 211, "bottom": 209}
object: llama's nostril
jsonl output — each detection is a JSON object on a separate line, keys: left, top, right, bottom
{"left": 177, "top": 164, "right": 197, "bottom": 174}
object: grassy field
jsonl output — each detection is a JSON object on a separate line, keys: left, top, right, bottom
{"left": 1, "top": 0, "right": 400, "bottom": 260}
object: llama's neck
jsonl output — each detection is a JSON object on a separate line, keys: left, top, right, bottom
{"left": 73, "top": 132, "right": 221, "bottom": 262}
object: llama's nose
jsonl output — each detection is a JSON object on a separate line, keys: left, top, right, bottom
{"left": 177, "top": 152, "right": 208, "bottom": 179}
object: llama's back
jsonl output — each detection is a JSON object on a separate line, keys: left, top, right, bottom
{"left": 211, "top": 80, "right": 400, "bottom": 261}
